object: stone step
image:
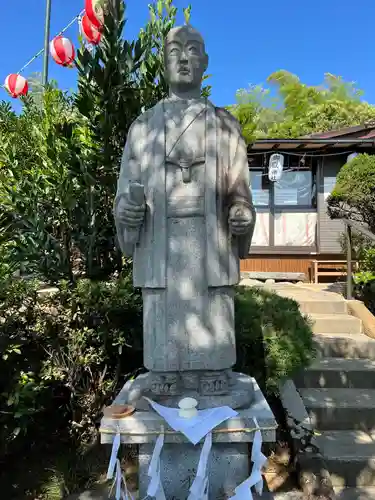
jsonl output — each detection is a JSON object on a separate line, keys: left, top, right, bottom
{"left": 270, "top": 286, "right": 349, "bottom": 315}
{"left": 298, "top": 299, "right": 348, "bottom": 315}
{"left": 314, "top": 332, "right": 375, "bottom": 360}
{"left": 310, "top": 314, "right": 362, "bottom": 335}
{"left": 300, "top": 387, "right": 375, "bottom": 430}
{"left": 315, "top": 430, "right": 375, "bottom": 487}
{"left": 335, "top": 486, "right": 375, "bottom": 499}
{"left": 295, "top": 358, "right": 375, "bottom": 389}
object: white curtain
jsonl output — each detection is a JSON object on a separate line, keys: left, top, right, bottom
{"left": 274, "top": 212, "right": 317, "bottom": 246}
{"left": 252, "top": 212, "right": 269, "bottom": 246}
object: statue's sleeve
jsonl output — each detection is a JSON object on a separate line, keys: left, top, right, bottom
{"left": 114, "top": 120, "right": 142, "bottom": 256}
{"left": 227, "top": 122, "right": 257, "bottom": 259}
{"left": 116, "top": 121, "right": 141, "bottom": 199}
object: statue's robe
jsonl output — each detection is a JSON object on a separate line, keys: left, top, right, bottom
{"left": 115, "top": 98, "right": 255, "bottom": 372}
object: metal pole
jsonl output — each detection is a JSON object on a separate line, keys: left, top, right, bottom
{"left": 42, "top": 0, "right": 52, "bottom": 86}
{"left": 346, "top": 223, "right": 353, "bottom": 300}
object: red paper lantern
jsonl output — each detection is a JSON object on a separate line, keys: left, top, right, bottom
{"left": 81, "top": 14, "right": 102, "bottom": 45}
{"left": 4, "top": 74, "right": 28, "bottom": 98}
{"left": 85, "top": 0, "right": 105, "bottom": 29}
{"left": 50, "top": 36, "right": 75, "bottom": 67}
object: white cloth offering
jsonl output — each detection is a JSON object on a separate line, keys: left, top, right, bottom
{"left": 145, "top": 397, "right": 238, "bottom": 445}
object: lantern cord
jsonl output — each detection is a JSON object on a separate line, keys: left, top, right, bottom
{"left": 16, "top": 9, "right": 85, "bottom": 76}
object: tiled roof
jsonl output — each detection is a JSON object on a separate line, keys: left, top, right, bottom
{"left": 302, "top": 123, "right": 375, "bottom": 140}
{"left": 248, "top": 124, "right": 375, "bottom": 152}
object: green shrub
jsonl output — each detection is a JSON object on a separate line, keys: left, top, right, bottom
{"left": 342, "top": 239, "right": 375, "bottom": 314}
{"left": 339, "top": 230, "right": 374, "bottom": 262}
{"left": 0, "top": 242, "right": 16, "bottom": 281}
{"left": 328, "top": 153, "right": 375, "bottom": 233}
{"left": 359, "top": 247, "right": 375, "bottom": 273}
{"left": 355, "top": 246, "right": 375, "bottom": 314}
{"left": 0, "top": 277, "right": 45, "bottom": 451}
{"left": 353, "top": 271, "right": 375, "bottom": 315}
{"left": 338, "top": 231, "right": 375, "bottom": 313}
{"left": 0, "top": 272, "right": 142, "bottom": 457}
{"left": 0, "top": 275, "right": 314, "bottom": 463}
{"left": 235, "top": 285, "right": 315, "bottom": 394}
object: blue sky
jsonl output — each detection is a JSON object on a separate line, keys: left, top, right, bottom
{"left": 2, "top": 0, "right": 375, "bottom": 110}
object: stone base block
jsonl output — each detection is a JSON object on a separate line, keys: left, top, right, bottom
{"left": 139, "top": 442, "right": 249, "bottom": 499}
{"left": 100, "top": 378, "right": 277, "bottom": 499}
{"left": 101, "top": 378, "right": 276, "bottom": 445}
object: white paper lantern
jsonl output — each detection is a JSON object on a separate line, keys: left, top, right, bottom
{"left": 268, "top": 153, "right": 284, "bottom": 182}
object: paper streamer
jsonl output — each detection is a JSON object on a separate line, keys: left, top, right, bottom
{"left": 229, "top": 468, "right": 262, "bottom": 500}
{"left": 115, "top": 459, "right": 122, "bottom": 500}
{"left": 107, "top": 429, "right": 121, "bottom": 480}
{"left": 187, "top": 432, "right": 212, "bottom": 500}
{"left": 251, "top": 418, "right": 267, "bottom": 495}
{"left": 108, "top": 459, "right": 135, "bottom": 500}
{"left": 147, "top": 433, "right": 166, "bottom": 500}
{"left": 106, "top": 427, "right": 135, "bottom": 500}
{"left": 122, "top": 482, "right": 134, "bottom": 500}
{"left": 228, "top": 418, "right": 267, "bottom": 499}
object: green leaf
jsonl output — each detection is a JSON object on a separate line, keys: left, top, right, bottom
{"left": 183, "top": 5, "right": 192, "bottom": 24}
{"left": 157, "top": 0, "right": 164, "bottom": 18}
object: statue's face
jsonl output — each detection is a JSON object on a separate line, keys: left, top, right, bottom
{"left": 164, "top": 27, "right": 208, "bottom": 93}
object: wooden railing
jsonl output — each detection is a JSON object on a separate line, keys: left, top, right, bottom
{"left": 343, "top": 218, "right": 375, "bottom": 300}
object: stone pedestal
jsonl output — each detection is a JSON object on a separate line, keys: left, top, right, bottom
{"left": 100, "top": 378, "right": 276, "bottom": 499}
{"left": 115, "top": 371, "right": 256, "bottom": 410}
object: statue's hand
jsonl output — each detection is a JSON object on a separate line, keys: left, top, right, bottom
{"left": 229, "top": 204, "right": 254, "bottom": 236}
{"left": 115, "top": 194, "right": 145, "bottom": 229}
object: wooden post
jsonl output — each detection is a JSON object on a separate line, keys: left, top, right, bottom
{"left": 313, "top": 260, "right": 318, "bottom": 284}
{"left": 346, "top": 223, "right": 353, "bottom": 300}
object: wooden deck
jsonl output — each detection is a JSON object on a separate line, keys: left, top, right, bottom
{"left": 240, "top": 254, "right": 345, "bottom": 282}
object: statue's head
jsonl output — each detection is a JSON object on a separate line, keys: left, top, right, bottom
{"left": 164, "top": 25, "right": 208, "bottom": 94}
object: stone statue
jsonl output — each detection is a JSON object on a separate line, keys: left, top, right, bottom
{"left": 114, "top": 25, "right": 256, "bottom": 408}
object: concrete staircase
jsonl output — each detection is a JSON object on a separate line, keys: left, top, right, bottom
{"left": 279, "top": 285, "right": 375, "bottom": 499}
